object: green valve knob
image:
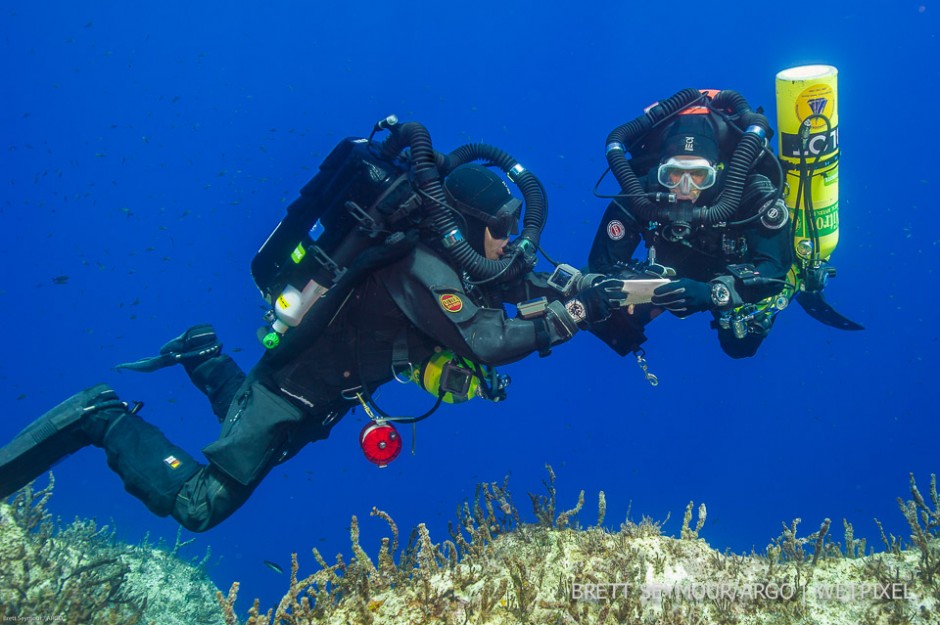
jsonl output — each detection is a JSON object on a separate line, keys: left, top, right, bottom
{"left": 262, "top": 332, "right": 280, "bottom": 349}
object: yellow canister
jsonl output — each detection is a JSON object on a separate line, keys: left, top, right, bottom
{"left": 776, "top": 65, "right": 840, "bottom": 265}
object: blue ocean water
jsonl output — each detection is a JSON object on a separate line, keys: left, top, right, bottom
{"left": 1, "top": 0, "right": 937, "bottom": 615}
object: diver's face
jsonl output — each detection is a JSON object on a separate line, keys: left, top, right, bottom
{"left": 661, "top": 155, "right": 712, "bottom": 203}
{"left": 484, "top": 227, "right": 510, "bottom": 260}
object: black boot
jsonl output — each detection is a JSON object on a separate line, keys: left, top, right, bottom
{"left": 188, "top": 356, "right": 247, "bottom": 422}
{"left": 115, "top": 324, "right": 222, "bottom": 374}
{"left": 0, "top": 384, "right": 128, "bottom": 498}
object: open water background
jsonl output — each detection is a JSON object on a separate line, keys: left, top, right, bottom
{"left": 1, "top": 0, "right": 938, "bottom": 614}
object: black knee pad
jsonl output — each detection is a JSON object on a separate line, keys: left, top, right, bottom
{"left": 102, "top": 413, "right": 201, "bottom": 517}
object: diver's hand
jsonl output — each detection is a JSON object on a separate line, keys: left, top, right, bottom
{"left": 650, "top": 278, "right": 711, "bottom": 318}
{"left": 565, "top": 279, "right": 627, "bottom": 325}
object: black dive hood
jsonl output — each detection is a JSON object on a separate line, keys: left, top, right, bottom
{"left": 605, "top": 89, "right": 772, "bottom": 227}
{"left": 376, "top": 119, "right": 546, "bottom": 284}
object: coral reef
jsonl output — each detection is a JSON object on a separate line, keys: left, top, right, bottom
{"left": 4, "top": 469, "right": 938, "bottom": 624}
{"left": 0, "top": 474, "right": 224, "bottom": 625}
{"left": 219, "top": 468, "right": 940, "bottom": 625}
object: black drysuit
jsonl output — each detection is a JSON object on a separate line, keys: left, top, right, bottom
{"left": 111, "top": 244, "right": 579, "bottom": 531}
{"left": 588, "top": 173, "right": 793, "bottom": 359}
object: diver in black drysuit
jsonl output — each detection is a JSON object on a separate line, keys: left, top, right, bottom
{"left": 589, "top": 112, "right": 793, "bottom": 359}
{"left": 0, "top": 163, "right": 625, "bottom": 531}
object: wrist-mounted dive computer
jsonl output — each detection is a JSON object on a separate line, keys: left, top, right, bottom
{"left": 710, "top": 281, "right": 732, "bottom": 308}
{"left": 565, "top": 299, "right": 587, "bottom": 324}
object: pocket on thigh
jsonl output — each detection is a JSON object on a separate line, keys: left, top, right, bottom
{"left": 202, "top": 381, "right": 304, "bottom": 486}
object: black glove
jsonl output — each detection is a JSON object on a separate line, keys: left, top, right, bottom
{"left": 567, "top": 279, "right": 627, "bottom": 325}
{"left": 650, "top": 278, "right": 712, "bottom": 318}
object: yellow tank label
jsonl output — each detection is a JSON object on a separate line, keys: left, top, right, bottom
{"left": 786, "top": 161, "right": 839, "bottom": 259}
{"left": 793, "top": 202, "right": 840, "bottom": 237}
{"left": 795, "top": 84, "right": 836, "bottom": 131}
{"left": 776, "top": 66, "right": 839, "bottom": 160}
{"left": 779, "top": 133, "right": 839, "bottom": 160}
{"left": 277, "top": 295, "right": 291, "bottom": 309}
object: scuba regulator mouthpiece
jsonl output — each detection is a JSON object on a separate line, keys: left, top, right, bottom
{"left": 626, "top": 192, "right": 677, "bottom": 203}
{"left": 509, "top": 237, "right": 538, "bottom": 269}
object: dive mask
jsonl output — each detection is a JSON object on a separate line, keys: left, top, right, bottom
{"left": 453, "top": 196, "right": 522, "bottom": 239}
{"left": 656, "top": 157, "right": 717, "bottom": 195}
{"left": 488, "top": 197, "right": 522, "bottom": 239}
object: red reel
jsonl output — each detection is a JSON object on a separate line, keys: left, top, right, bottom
{"left": 359, "top": 422, "right": 402, "bottom": 468}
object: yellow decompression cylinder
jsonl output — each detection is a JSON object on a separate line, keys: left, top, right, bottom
{"left": 775, "top": 65, "right": 840, "bottom": 283}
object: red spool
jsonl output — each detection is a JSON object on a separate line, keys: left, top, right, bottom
{"left": 359, "top": 422, "right": 402, "bottom": 467}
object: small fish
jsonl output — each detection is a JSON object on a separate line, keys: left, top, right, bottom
{"left": 52, "top": 275, "right": 70, "bottom": 285}
{"left": 263, "top": 560, "right": 284, "bottom": 574}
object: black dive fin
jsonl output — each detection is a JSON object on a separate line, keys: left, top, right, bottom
{"left": 114, "top": 353, "right": 178, "bottom": 373}
{"left": 795, "top": 291, "right": 864, "bottom": 331}
{"left": 115, "top": 346, "right": 215, "bottom": 373}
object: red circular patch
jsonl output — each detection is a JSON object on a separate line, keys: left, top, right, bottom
{"left": 607, "top": 220, "right": 626, "bottom": 240}
{"left": 440, "top": 293, "right": 463, "bottom": 313}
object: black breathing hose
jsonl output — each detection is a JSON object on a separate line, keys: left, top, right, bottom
{"left": 605, "top": 88, "right": 703, "bottom": 223}
{"left": 444, "top": 142, "right": 546, "bottom": 282}
{"left": 380, "top": 123, "right": 545, "bottom": 283}
{"left": 702, "top": 90, "right": 773, "bottom": 225}
{"left": 607, "top": 88, "right": 772, "bottom": 227}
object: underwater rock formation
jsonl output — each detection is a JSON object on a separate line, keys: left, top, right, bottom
{"left": 220, "top": 469, "right": 940, "bottom": 625}
{"left": 0, "top": 475, "right": 223, "bottom": 625}
{"left": 4, "top": 470, "right": 938, "bottom": 624}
